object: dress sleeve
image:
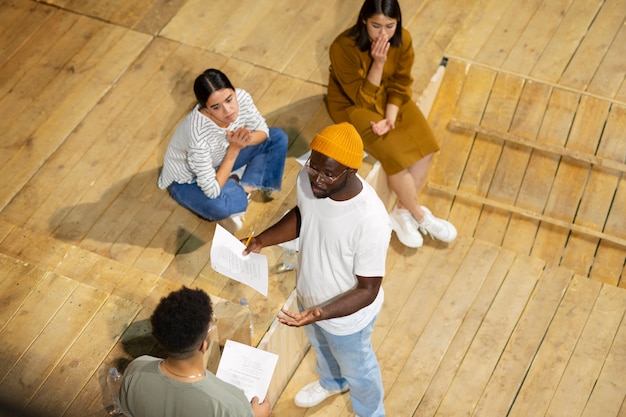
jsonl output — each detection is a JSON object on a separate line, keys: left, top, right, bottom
{"left": 386, "top": 29, "right": 415, "bottom": 108}
{"left": 329, "top": 33, "right": 381, "bottom": 109}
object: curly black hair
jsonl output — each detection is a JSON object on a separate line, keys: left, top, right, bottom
{"left": 150, "top": 286, "right": 213, "bottom": 359}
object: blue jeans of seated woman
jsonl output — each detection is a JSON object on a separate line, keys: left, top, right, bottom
{"left": 304, "top": 315, "right": 385, "bottom": 417}
{"left": 167, "top": 127, "right": 287, "bottom": 221}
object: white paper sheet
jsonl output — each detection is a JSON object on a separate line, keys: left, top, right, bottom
{"left": 216, "top": 340, "right": 279, "bottom": 402}
{"left": 210, "top": 224, "right": 269, "bottom": 296}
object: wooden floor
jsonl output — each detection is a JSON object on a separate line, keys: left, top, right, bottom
{"left": 1, "top": 0, "right": 625, "bottom": 416}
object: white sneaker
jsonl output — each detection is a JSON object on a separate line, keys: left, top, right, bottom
{"left": 294, "top": 380, "right": 349, "bottom": 408}
{"left": 389, "top": 206, "right": 423, "bottom": 248}
{"left": 218, "top": 212, "right": 245, "bottom": 233}
{"left": 418, "top": 206, "right": 457, "bottom": 242}
{"left": 230, "top": 212, "right": 245, "bottom": 231}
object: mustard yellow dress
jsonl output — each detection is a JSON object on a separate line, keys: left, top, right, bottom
{"left": 327, "top": 28, "right": 439, "bottom": 175}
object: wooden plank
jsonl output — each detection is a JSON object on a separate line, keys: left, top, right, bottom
{"left": 265, "top": 83, "right": 327, "bottom": 139}
{"left": 105, "top": 0, "right": 157, "bottom": 30}
{"left": 545, "top": 283, "right": 626, "bottom": 417}
{"left": 0, "top": 0, "right": 31, "bottom": 40}
{"left": 1, "top": 36, "right": 179, "bottom": 230}
{"left": 580, "top": 300, "right": 626, "bottom": 417}
{"left": 445, "top": 0, "right": 513, "bottom": 60}
{"left": 377, "top": 237, "right": 473, "bottom": 394}
{"left": 160, "top": 219, "right": 216, "bottom": 287}
{"left": 78, "top": 166, "right": 167, "bottom": 258}
{"left": 524, "top": 89, "right": 584, "bottom": 263}
{"left": 369, "top": 237, "right": 439, "bottom": 352}
{"left": 0, "top": 226, "right": 68, "bottom": 272}
{"left": 25, "top": 294, "right": 140, "bottom": 416}
{"left": 0, "top": 258, "right": 46, "bottom": 331}
{"left": 558, "top": 0, "right": 626, "bottom": 91}
{"left": 0, "top": 272, "right": 77, "bottom": 381}
{"left": 413, "top": 246, "right": 517, "bottom": 417}
{"left": 230, "top": 0, "right": 308, "bottom": 66}
{"left": 49, "top": 42, "right": 211, "bottom": 245}
{"left": 257, "top": 291, "right": 309, "bottom": 406}
{"left": 43, "top": 0, "right": 157, "bottom": 30}
{"left": 0, "top": 1, "right": 55, "bottom": 65}
{"left": 130, "top": 204, "right": 204, "bottom": 277}
{"left": 405, "top": 0, "right": 477, "bottom": 91}
{"left": 501, "top": 0, "right": 575, "bottom": 75}
{"left": 272, "top": 348, "right": 316, "bottom": 417}
{"left": 234, "top": 1, "right": 324, "bottom": 74}
{"left": 533, "top": 96, "right": 609, "bottom": 273}
{"left": 426, "top": 255, "right": 542, "bottom": 417}
{"left": 507, "top": 275, "right": 603, "bottom": 417}
{"left": 0, "top": 15, "right": 99, "bottom": 152}
{"left": 469, "top": 72, "right": 523, "bottom": 246}
{"left": 568, "top": 104, "right": 626, "bottom": 284}
{"left": 597, "top": 104, "right": 626, "bottom": 163}
{"left": 281, "top": 0, "right": 360, "bottom": 83}
{"left": 0, "top": 8, "right": 78, "bottom": 102}
{"left": 0, "top": 24, "right": 152, "bottom": 211}
{"left": 438, "top": 64, "right": 496, "bottom": 237}
{"left": 530, "top": 0, "right": 604, "bottom": 83}
{"left": 472, "top": 265, "right": 572, "bottom": 417}
{"left": 49, "top": 61, "right": 191, "bottom": 245}
{"left": 134, "top": 0, "right": 189, "bottom": 35}
{"left": 591, "top": 174, "right": 626, "bottom": 282}
{"left": 379, "top": 237, "right": 475, "bottom": 415}
{"left": 421, "top": 59, "right": 470, "bottom": 215}
{"left": 158, "top": 0, "right": 230, "bottom": 48}
{"left": 587, "top": 20, "right": 626, "bottom": 99}
{"left": 474, "top": 0, "right": 543, "bottom": 68}
{"left": 0, "top": 283, "right": 108, "bottom": 408}
{"left": 617, "top": 76, "right": 626, "bottom": 104}
{"left": 449, "top": 117, "right": 626, "bottom": 174}
{"left": 567, "top": 104, "right": 626, "bottom": 283}
{"left": 490, "top": 80, "right": 551, "bottom": 255}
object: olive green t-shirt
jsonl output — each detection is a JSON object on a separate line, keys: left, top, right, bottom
{"left": 119, "top": 355, "right": 253, "bottom": 417}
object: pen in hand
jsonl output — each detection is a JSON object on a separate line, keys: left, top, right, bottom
{"left": 245, "top": 231, "right": 254, "bottom": 247}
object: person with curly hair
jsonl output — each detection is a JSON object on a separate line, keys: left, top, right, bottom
{"left": 119, "top": 286, "right": 271, "bottom": 417}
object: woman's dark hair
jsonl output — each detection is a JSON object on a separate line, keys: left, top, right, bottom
{"left": 349, "top": 0, "right": 403, "bottom": 51}
{"left": 151, "top": 286, "right": 213, "bottom": 359}
{"left": 193, "top": 68, "right": 235, "bottom": 109}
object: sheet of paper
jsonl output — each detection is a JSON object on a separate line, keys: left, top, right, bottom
{"left": 210, "top": 224, "right": 269, "bottom": 296}
{"left": 216, "top": 340, "right": 279, "bottom": 402}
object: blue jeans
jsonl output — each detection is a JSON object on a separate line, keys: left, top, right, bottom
{"left": 304, "top": 315, "right": 385, "bottom": 417}
{"left": 167, "top": 127, "right": 287, "bottom": 221}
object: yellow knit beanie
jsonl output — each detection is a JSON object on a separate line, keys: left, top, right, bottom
{"left": 310, "top": 122, "right": 364, "bottom": 169}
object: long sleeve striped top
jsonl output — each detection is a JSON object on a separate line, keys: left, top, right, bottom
{"left": 157, "top": 88, "right": 269, "bottom": 198}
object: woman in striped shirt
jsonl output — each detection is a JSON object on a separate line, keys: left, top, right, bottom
{"left": 158, "top": 68, "right": 288, "bottom": 230}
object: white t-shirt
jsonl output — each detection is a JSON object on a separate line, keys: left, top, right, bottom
{"left": 296, "top": 168, "right": 391, "bottom": 335}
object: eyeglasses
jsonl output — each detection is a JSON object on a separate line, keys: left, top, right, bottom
{"left": 305, "top": 159, "right": 349, "bottom": 184}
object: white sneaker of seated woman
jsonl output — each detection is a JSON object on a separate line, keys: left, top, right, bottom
{"left": 418, "top": 206, "right": 457, "bottom": 242}
{"left": 389, "top": 206, "right": 423, "bottom": 248}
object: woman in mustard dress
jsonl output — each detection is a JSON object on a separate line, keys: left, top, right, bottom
{"left": 327, "top": 0, "right": 456, "bottom": 248}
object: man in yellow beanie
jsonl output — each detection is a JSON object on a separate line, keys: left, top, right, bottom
{"left": 243, "top": 122, "right": 391, "bottom": 417}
